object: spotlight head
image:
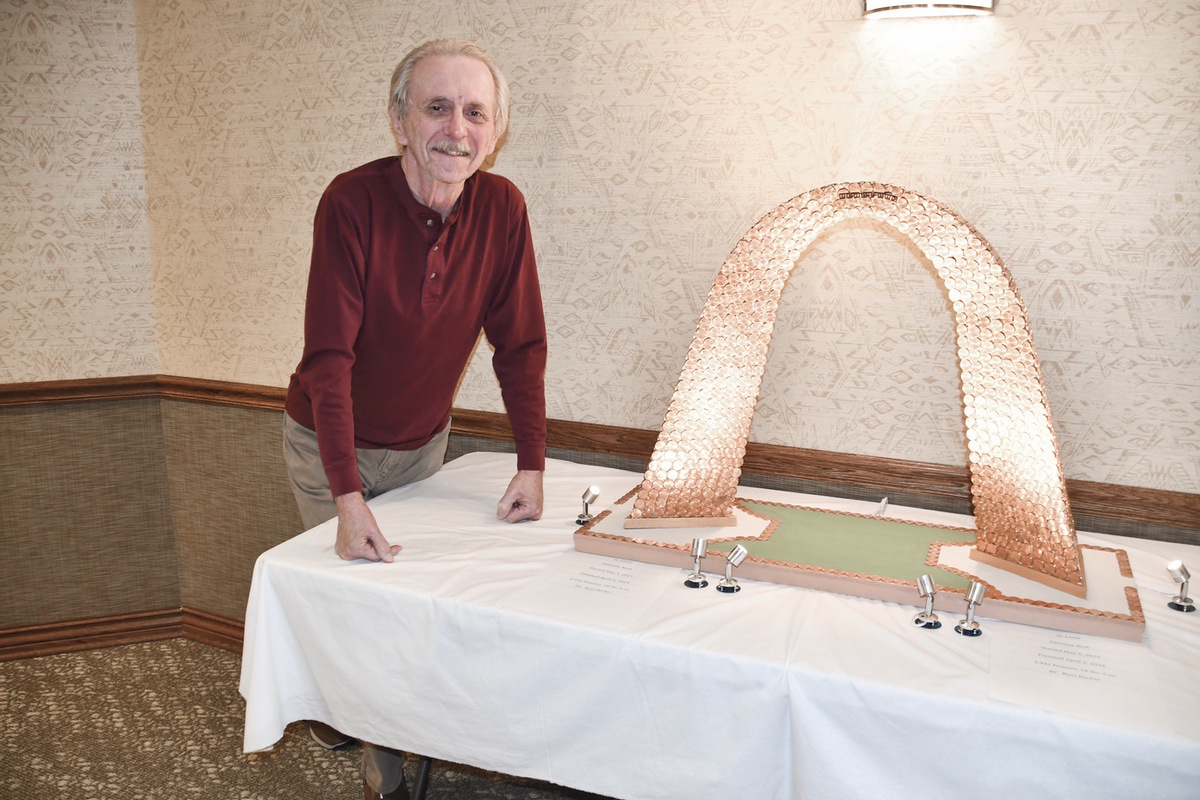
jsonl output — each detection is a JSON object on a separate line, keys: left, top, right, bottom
{"left": 1167, "top": 559, "right": 1190, "bottom": 584}
{"left": 917, "top": 574, "right": 936, "bottom": 598}
{"left": 691, "top": 538, "right": 708, "bottom": 558}
{"left": 966, "top": 580, "right": 986, "bottom": 607}
{"left": 726, "top": 544, "right": 749, "bottom": 568}
{"left": 576, "top": 485, "right": 601, "bottom": 525}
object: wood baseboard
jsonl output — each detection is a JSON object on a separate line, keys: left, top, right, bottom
{"left": 0, "top": 607, "right": 245, "bottom": 661}
{"left": 183, "top": 607, "right": 244, "bottom": 654}
{"left": 0, "top": 608, "right": 184, "bottom": 662}
{"left": 1, "top": 375, "right": 1196, "bottom": 531}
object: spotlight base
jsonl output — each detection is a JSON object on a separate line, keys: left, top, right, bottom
{"left": 955, "top": 621, "right": 982, "bottom": 637}
{"left": 684, "top": 575, "right": 709, "bottom": 589}
{"left": 1168, "top": 598, "right": 1195, "bottom": 613}
{"left": 716, "top": 579, "right": 741, "bottom": 594}
{"left": 575, "top": 514, "right": 594, "bottom": 526}
{"left": 913, "top": 613, "right": 941, "bottom": 629}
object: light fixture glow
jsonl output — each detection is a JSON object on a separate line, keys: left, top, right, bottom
{"left": 864, "top": 0, "right": 995, "bottom": 19}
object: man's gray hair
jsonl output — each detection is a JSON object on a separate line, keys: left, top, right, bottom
{"left": 389, "top": 39, "right": 510, "bottom": 140}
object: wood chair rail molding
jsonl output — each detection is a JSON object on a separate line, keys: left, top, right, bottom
{"left": 1, "top": 375, "right": 1195, "bottom": 531}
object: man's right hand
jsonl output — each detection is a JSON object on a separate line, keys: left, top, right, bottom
{"left": 334, "top": 492, "right": 401, "bottom": 562}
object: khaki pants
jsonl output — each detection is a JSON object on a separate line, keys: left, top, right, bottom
{"left": 282, "top": 413, "right": 450, "bottom": 794}
{"left": 283, "top": 413, "right": 450, "bottom": 529}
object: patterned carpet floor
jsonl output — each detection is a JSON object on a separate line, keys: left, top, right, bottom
{"left": 0, "top": 639, "right": 611, "bottom": 799}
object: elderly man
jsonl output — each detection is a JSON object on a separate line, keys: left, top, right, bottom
{"left": 282, "top": 39, "right": 547, "bottom": 800}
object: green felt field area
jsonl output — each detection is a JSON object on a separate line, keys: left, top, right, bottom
{"left": 707, "top": 502, "right": 977, "bottom": 591}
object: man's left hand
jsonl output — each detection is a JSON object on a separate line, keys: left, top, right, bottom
{"left": 496, "top": 470, "right": 544, "bottom": 522}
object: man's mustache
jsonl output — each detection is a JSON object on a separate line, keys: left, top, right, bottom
{"left": 432, "top": 142, "right": 473, "bottom": 157}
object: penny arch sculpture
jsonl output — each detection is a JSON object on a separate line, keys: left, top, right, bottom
{"left": 625, "top": 182, "right": 1087, "bottom": 597}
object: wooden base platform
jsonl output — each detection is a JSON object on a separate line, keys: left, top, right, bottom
{"left": 575, "top": 489, "right": 1145, "bottom": 642}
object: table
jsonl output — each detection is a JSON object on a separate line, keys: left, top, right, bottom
{"left": 241, "top": 453, "right": 1200, "bottom": 799}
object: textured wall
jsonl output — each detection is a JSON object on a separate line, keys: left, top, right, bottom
{"left": 161, "top": 402, "right": 302, "bottom": 621}
{"left": 0, "top": 400, "right": 303, "bottom": 629}
{"left": 0, "top": 400, "right": 178, "bottom": 628}
{"left": 0, "top": 0, "right": 158, "bottom": 378}
{"left": 3, "top": 0, "right": 1197, "bottom": 494}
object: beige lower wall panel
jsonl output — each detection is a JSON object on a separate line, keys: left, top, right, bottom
{"left": 1, "top": 400, "right": 305, "bottom": 632}
{"left": 0, "top": 400, "right": 179, "bottom": 628}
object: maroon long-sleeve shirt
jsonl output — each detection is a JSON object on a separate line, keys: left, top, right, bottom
{"left": 285, "top": 157, "right": 547, "bottom": 498}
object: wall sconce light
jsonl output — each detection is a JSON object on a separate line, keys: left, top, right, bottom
{"left": 864, "top": 1, "right": 995, "bottom": 19}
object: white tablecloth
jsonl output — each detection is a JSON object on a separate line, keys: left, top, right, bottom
{"left": 241, "top": 453, "right": 1200, "bottom": 799}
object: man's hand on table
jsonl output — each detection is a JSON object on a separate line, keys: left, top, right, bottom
{"left": 332, "top": 470, "right": 542, "bottom": 561}
{"left": 334, "top": 491, "right": 401, "bottom": 562}
{"left": 496, "top": 469, "right": 544, "bottom": 523}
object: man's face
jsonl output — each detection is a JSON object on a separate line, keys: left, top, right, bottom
{"left": 391, "top": 55, "right": 499, "bottom": 195}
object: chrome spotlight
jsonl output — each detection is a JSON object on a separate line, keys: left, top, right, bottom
{"left": 1167, "top": 560, "right": 1195, "bottom": 613}
{"left": 576, "top": 486, "right": 601, "bottom": 525}
{"left": 684, "top": 538, "right": 709, "bottom": 589}
{"left": 912, "top": 574, "right": 941, "bottom": 629}
{"left": 716, "top": 544, "right": 749, "bottom": 594}
{"left": 955, "top": 581, "right": 986, "bottom": 637}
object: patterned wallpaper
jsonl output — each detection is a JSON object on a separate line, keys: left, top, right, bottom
{"left": 2, "top": 0, "right": 1197, "bottom": 494}
{"left": 1, "top": 0, "right": 157, "bottom": 377}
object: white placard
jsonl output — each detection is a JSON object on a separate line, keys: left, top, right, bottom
{"left": 988, "top": 626, "right": 1167, "bottom": 732}
{"left": 502, "top": 551, "right": 678, "bottom": 630}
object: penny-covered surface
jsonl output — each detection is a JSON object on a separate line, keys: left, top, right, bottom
{"left": 626, "top": 181, "right": 1086, "bottom": 593}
